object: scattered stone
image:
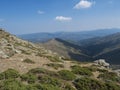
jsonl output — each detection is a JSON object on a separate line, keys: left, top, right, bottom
{"left": 0, "top": 51, "right": 9, "bottom": 59}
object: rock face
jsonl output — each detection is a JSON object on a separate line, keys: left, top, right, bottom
{"left": 94, "top": 59, "right": 110, "bottom": 68}
{"left": 0, "top": 29, "right": 38, "bottom": 59}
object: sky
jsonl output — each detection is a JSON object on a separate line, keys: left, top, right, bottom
{"left": 0, "top": 0, "right": 120, "bottom": 34}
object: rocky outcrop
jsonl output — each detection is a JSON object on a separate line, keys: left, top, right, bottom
{"left": 0, "top": 29, "right": 61, "bottom": 59}
{"left": 94, "top": 59, "right": 110, "bottom": 68}
{"left": 113, "top": 69, "right": 120, "bottom": 76}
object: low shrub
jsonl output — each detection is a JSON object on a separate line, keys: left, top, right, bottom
{"left": 46, "top": 63, "right": 64, "bottom": 69}
{"left": 105, "top": 82, "right": 120, "bottom": 90}
{"left": 58, "top": 70, "right": 76, "bottom": 81}
{"left": 29, "top": 68, "right": 59, "bottom": 77}
{"left": 34, "top": 84, "right": 60, "bottom": 90}
{"left": 23, "top": 58, "right": 35, "bottom": 64}
{"left": 71, "top": 65, "right": 93, "bottom": 76}
{"left": 38, "top": 75, "right": 62, "bottom": 87}
{"left": 73, "top": 77, "right": 106, "bottom": 90}
{"left": 46, "top": 56, "right": 62, "bottom": 62}
{"left": 63, "top": 83, "right": 76, "bottom": 90}
{"left": 0, "top": 73, "right": 5, "bottom": 80}
{"left": 0, "top": 79, "right": 27, "bottom": 90}
{"left": 98, "top": 72, "right": 119, "bottom": 82}
{"left": 21, "top": 73, "right": 37, "bottom": 84}
{"left": 1, "top": 69, "right": 19, "bottom": 79}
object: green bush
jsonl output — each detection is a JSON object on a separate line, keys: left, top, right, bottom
{"left": 73, "top": 77, "right": 106, "bottom": 90}
{"left": 29, "top": 68, "right": 46, "bottom": 74}
{"left": 38, "top": 75, "right": 62, "bottom": 87}
{"left": 34, "top": 84, "right": 60, "bottom": 90}
{"left": 46, "top": 56, "right": 62, "bottom": 62}
{"left": 58, "top": 70, "right": 76, "bottom": 81}
{"left": 105, "top": 82, "right": 120, "bottom": 90}
{"left": 0, "top": 69, "right": 19, "bottom": 79}
{"left": 21, "top": 73, "right": 37, "bottom": 84}
{"left": 46, "top": 63, "right": 64, "bottom": 69}
{"left": 63, "top": 83, "right": 76, "bottom": 90}
{"left": 98, "top": 72, "right": 119, "bottom": 82}
{"left": 71, "top": 65, "right": 93, "bottom": 76}
{"left": 23, "top": 58, "right": 35, "bottom": 64}
{"left": 26, "top": 85, "right": 38, "bottom": 90}
{"left": 73, "top": 77, "right": 120, "bottom": 90}
{"left": 29, "top": 68, "right": 59, "bottom": 77}
{"left": 0, "top": 73, "right": 5, "bottom": 80}
{"left": 0, "top": 79, "right": 27, "bottom": 90}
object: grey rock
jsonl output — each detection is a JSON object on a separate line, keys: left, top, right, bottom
{"left": 94, "top": 59, "right": 110, "bottom": 68}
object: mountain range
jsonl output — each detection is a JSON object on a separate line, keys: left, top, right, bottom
{"left": 19, "top": 28, "right": 120, "bottom": 64}
{"left": 19, "top": 28, "right": 120, "bottom": 43}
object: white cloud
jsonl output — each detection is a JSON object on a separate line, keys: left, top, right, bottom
{"left": 37, "top": 10, "right": 45, "bottom": 14}
{"left": 55, "top": 16, "right": 72, "bottom": 22}
{"left": 74, "top": 0, "right": 94, "bottom": 9}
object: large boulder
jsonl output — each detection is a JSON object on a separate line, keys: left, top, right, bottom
{"left": 94, "top": 59, "right": 110, "bottom": 68}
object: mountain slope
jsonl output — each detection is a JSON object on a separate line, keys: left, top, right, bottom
{"left": 0, "top": 29, "right": 44, "bottom": 59}
{"left": 0, "top": 29, "right": 67, "bottom": 73}
{"left": 84, "top": 32, "right": 120, "bottom": 64}
{"left": 39, "top": 38, "right": 92, "bottom": 61}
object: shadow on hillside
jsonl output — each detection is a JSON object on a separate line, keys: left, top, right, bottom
{"left": 68, "top": 52, "right": 93, "bottom": 62}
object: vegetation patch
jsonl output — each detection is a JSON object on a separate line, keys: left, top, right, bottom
{"left": 38, "top": 75, "right": 62, "bottom": 87}
{"left": 21, "top": 73, "right": 37, "bottom": 84}
{"left": 21, "top": 50, "right": 31, "bottom": 55}
{"left": 46, "top": 56, "right": 62, "bottom": 62}
{"left": 28, "top": 68, "right": 59, "bottom": 77}
{"left": 58, "top": 70, "right": 76, "bottom": 81}
{"left": 33, "top": 84, "right": 61, "bottom": 90}
{"left": 73, "top": 77, "right": 107, "bottom": 90}
{"left": 0, "top": 67, "right": 119, "bottom": 90}
{"left": 23, "top": 58, "right": 35, "bottom": 64}
{"left": 0, "top": 69, "right": 19, "bottom": 80}
{"left": 71, "top": 65, "right": 93, "bottom": 76}
{"left": 0, "top": 79, "right": 27, "bottom": 90}
{"left": 63, "top": 83, "right": 76, "bottom": 90}
{"left": 46, "top": 63, "right": 64, "bottom": 69}
{"left": 98, "top": 72, "right": 119, "bottom": 82}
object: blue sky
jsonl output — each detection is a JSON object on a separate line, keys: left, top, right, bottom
{"left": 0, "top": 0, "right": 120, "bottom": 34}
